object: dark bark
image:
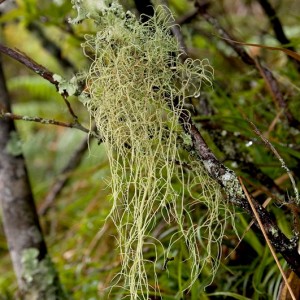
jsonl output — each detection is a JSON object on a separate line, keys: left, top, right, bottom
{"left": 139, "top": 0, "right": 300, "bottom": 277}
{"left": 0, "top": 56, "right": 66, "bottom": 298}
{"left": 0, "top": 43, "right": 58, "bottom": 86}
{"left": 178, "top": 107, "right": 300, "bottom": 277}
{"left": 134, "top": 0, "right": 154, "bottom": 22}
{"left": 0, "top": 43, "right": 81, "bottom": 120}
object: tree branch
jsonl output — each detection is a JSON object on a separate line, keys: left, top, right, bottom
{"left": 0, "top": 43, "right": 80, "bottom": 120}
{"left": 194, "top": 1, "right": 299, "bottom": 128}
{"left": 0, "top": 43, "right": 58, "bottom": 86}
{"left": 0, "top": 111, "right": 101, "bottom": 140}
{"left": 178, "top": 105, "right": 300, "bottom": 276}
{"left": 157, "top": 0, "right": 300, "bottom": 276}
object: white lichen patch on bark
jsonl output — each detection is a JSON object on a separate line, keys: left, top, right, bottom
{"left": 21, "top": 248, "right": 66, "bottom": 300}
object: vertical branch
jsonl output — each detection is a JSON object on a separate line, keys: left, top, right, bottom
{"left": 0, "top": 56, "right": 66, "bottom": 298}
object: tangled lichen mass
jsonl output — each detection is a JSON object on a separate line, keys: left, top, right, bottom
{"left": 76, "top": 2, "right": 234, "bottom": 298}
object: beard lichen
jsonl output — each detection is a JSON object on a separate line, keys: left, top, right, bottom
{"left": 75, "top": 2, "right": 235, "bottom": 299}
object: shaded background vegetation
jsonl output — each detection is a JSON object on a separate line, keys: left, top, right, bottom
{"left": 1, "top": 0, "right": 300, "bottom": 299}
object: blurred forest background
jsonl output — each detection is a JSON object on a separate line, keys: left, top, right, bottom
{"left": 1, "top": 0, "right": 300, "bottom": 299}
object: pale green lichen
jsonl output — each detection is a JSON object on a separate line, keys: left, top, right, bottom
{"left": 270, "top": 227, "right": 279, "bottom": 238}
{"left": 53, "top": 74, "right": 78, "bottom": 96}
{"left": 69, "top": 0, "right": 114, "bottom": 24}
{"left": 21, "top": 248, "right": 67, "bottom": 300}
{"left": 182, "top": 132, "right": 193, "bottom": 146}
{"left": 75, "top": 1, "right": 235, "bottom": 299}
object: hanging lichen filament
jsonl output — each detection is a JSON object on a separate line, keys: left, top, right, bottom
{"left": 70, "top": 1, "right": 235, "bottom": 298}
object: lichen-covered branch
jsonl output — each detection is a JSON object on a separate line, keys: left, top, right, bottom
{"left": 148, "top": 0, "right": 300, "bottom": 276}
{"left": 178, "top": 88, "right": 300, "bottom": 277}
{"left": 118, "top": 0, "right": 300, "bottom": 279}
{"left": 0, "top": 111, "right": 100, "bottom": 138}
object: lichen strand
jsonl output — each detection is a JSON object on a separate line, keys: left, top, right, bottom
{"left": 21, "top": 248, "right": 66, "bottom": 300}
{"left": 80, "top": 3, "right": 234, "bottom": 299}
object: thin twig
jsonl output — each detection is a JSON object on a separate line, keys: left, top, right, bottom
{"left": 193, "top": 1, "right": 299, "bottom": 128}
{"left": 248, "top": 119, "right": 299, "bottom": 205}
{"left": 239, "top": 178, "right": 296, "bottom": 300}
{"left": 0, "top": 43, "right": 58, "bottom": 86}
{"left": 61, "top": 93, "right": 78, "bottom": 120}
{"left": 0, "top": 112, "right": 100, "bottom": 139}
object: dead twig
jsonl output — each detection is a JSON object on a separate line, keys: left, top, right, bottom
{"left": 248, "top": 119, "right": 299, "bottom": 206}
{"left": 239, "top": 177, "right": 296, "bottom": 300}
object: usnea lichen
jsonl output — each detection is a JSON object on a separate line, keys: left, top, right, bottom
{"left": 74, "top": 1, "right": 235, "bottom": 299}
